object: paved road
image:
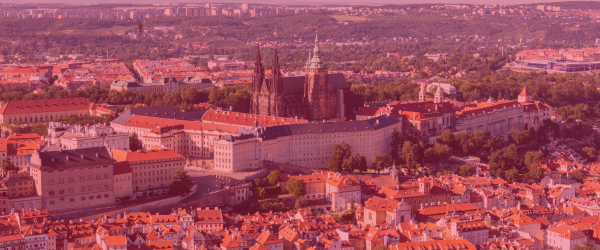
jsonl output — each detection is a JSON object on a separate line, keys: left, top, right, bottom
{"left": 154, "top": 169, "right": 261, "bottom": 215}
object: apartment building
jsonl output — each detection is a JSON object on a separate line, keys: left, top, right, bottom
{"left": 112, "top": 148, "right": 185, "bottom": 192}
{"left": 449, "top": 220, "right": 489, "bottom": 245}
{"left": 325, "top": 173, "right": 361, "bottom": 212}
{"left": 29, "top": 147, "right": 116, "bottom": 213}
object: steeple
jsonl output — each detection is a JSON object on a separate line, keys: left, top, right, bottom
{"left": 253, "top": 45, "right": 264, "bottom": 93}
{"left": 434, "top": 83, "right": 444, "bottom": 104}
{"left": 307, "top": 31, "right": 325, "bottom": 69}
{"left": 418, "top": 83, "right": 427, "bottom": 102}
{"left": 272, "top": 46, "right": 283, "bottom": 93}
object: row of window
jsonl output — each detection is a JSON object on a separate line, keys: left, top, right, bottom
{"left": 48, "top": 193, "right": 110, "bottom": 204}
{"left": 48, "top": 185, "right": 109, "bottom": 196}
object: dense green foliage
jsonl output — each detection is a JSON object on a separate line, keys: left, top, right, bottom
{"left": 168, "top": 170, "right": 193, "bottom": 197}
{"left": 286, "top": 178, "right": 306, "bottom": 196}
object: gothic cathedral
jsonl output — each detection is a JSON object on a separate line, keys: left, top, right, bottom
{"left": 250, "top": 34, "right": 348, "bottom": 121}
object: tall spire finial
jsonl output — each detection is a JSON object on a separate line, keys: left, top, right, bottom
{"left": 315, "top": 30, "right": 319, "bottom": 43}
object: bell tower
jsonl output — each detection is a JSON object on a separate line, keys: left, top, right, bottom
{"left": 418, "top": 83, "right": 427, "bottom": 102}
{"left": 304, "top": 32, "right": 329, "bottom": 121}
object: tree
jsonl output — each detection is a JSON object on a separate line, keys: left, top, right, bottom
{"left": 582, "top": 147, "right": 596, "bottom": 161}
{"left": 256, "top": 187, "right": 266, "bottom": 199}
{"left": 286, "top": 178, "right": 306, "bottom": 196}
{"left": 484, "top": 135, "right": 504, "bottom": 153}
{"left": 267, "top": 170, "right": 281, "bottom": 186}
{"left": 0, "top": 158, "right": 17, "bottom": 174}
{"left": 295, "top": 197, "right": 307, "bottom": 209}
{"left": 436, "top": 131, "right": 456, "bottom": 149}
{"left": 129, "top": 132, "right": 143, "bottom": 151}
{"left": 573, "top": 242, "right": 594, "bottom": 250}
{"left": 401, "top": 141, "right": 423, "bottom": 170}
{"left": 458, "top": 165, "right": 473, "bottom": 177}
{"left": 390, "top": 127, "right": 403, "bottom": 163}
{"left": 168, "top": 170, "right": 193, "bottom": 197}
{"left": 571, "top": 170, "right": 584, "bottom": 183}
{"left": 371, "top": 152, "right": 391, "bottom": 174}
{"left": 509, "top": 129, "right": 531, "bottom": 145}
{"left": 327, "top": 141, "right": 352, "bottom": 173}
{"left": 357, "top": 155, "right": 368, "bottom": 173}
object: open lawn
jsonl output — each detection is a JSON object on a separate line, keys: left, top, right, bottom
{"left": 329, "top": 15, "right": 370, "bottom": 22}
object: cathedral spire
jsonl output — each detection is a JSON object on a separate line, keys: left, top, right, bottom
{"left": 434, "top": 83, "right": 444, "bottom": 103}
{"left": 273, "top": 46, "right": 283, "bottom": 93}
{"left": 307, "top": 32, "right": 325, "bottom": 69}
{"left": 252, "top": 45, "right": 265, "bottom": 93}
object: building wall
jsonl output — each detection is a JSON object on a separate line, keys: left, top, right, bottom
{"left": 214, "top": 121, "right": 400, "bottom": 172}
{"left": 130, "top": 155, "right": 184, "bottom": 192}
{"left": 114, "top": 172, "right": 133, "bottom": 199}
{"left": 455, "top": 104, "right": 524, "bottom": 138}
{"left": 0, "top": 109, "right": 90, "bottom": 124}
{"left": 30, "top": 164, "right": 115, "bottom": 213}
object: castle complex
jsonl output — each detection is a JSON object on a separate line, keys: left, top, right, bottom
{"left": 250, "top": 35, "right": 348, "bottom": 121}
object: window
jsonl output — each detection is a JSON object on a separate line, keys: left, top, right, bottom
{"left": 49, "top": 191, "right": 54, "bottom": 196}
{"left": 68, "top": 177, "right": 74, "bottom": 183}
{"left": 97, "top": 195, "right": 101, "bottom": 199}
{"left": 88, "top": 175, "right": 93, "bottom": 181}
{"left": 49, "top": 179, "right": 54, "bottom": 185}
{"left": 79, "top": 176, "right": 85, "bottom": 182}
{"left": 58, "top": 179, "right": 64, "bottom": 184}
{"left": 104, "top": 185, "right": 109, "bottom": 190}
{"left": 96, "top": 175, "right": 101, "bottom": 180}
{"left": 59, "top": 190, "right": 64, "bottom": 195}
{"left": 81, "top": 197, "right": 86, "bottom": 201}
{"left": 68, "top": 188, "right": 74, "bottom": 194}
{"left": 69, "top": 198, "right": 75, "bottom": 202}
{"left": 104, "top": 173, "right": 109, "bottom": 179}
{"left": 89, "top": 196, "right": 94, "bottom": 200}
{"left": 104, "top": 194, "right": 109, "bottom": 198}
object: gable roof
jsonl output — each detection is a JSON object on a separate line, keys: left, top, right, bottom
{"left": 34, "top": 146, "right": 115, "bottom": 170}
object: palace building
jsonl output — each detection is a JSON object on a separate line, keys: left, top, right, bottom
{"left": 250, "top": 34, "right": 348, "bottom": 121}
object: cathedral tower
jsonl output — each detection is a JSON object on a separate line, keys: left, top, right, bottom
{"left": 304, "top": 33, "right": 330, "bottom": 120}
{"left": 250, "top": 46, "right": 265, "bottom": 115}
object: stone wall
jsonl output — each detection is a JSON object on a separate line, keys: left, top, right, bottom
{"left": 68, "top": 184, "right": 197, "bottom": 221}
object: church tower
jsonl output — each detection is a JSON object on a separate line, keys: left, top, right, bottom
{"left": 250, "top": 46, "right": 265, "bottom": 115}
{"left": 304, "top": 32, "right": 329, "bottom": 120}
{"left": 418, "top": 83, "right": 427, "bottom": 102}
{"left": 434, "top": 83, "right": 444, "bottom": 103}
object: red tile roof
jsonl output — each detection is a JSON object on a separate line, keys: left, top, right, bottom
{"left": 112, "top": 148, "right": 184, "bottom": 162}
{"left": 0, "top": 97, "right": 91, "bottom": 115}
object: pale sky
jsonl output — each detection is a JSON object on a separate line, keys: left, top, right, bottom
{"left": 0, "top": 0, "right": 591, "bottom": 6}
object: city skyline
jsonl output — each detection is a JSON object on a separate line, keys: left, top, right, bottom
{"left": 0, "top": 0, "right": 589, "bottom": 6}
